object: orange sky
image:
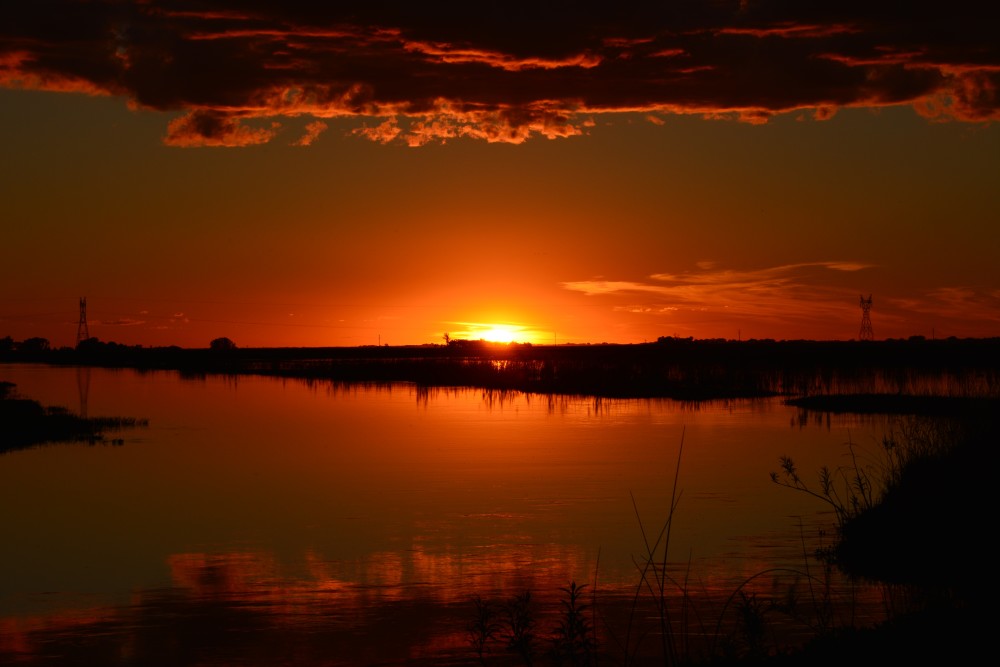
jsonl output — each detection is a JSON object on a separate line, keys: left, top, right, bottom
{"left": 1, "top": 2, "right": 998, "bottom": 347}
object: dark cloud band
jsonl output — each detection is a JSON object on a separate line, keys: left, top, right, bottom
{"left": 3, "top": 1, "right": 996, "bottom": 146}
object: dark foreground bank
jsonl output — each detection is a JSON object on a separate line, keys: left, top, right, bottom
{"left": 760, "top": 410, "right": 999, "bottom": 667}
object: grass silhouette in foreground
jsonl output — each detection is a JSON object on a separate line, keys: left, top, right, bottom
{"left": 0, "top": 381, "right": 147, "bottom": 453}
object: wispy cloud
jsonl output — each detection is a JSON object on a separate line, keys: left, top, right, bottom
{"left": 564, "top": 263, "right": 1000, "bottom": 338}
{"left": 562, "top": 261, "right": 875, "bottom": 323}
{"left": 910, "top": 287, "right": 1000, "bottom": 324}
{"left": 1, "top": 3, "right": 996, "bottom": 146}
{"left": 99, "top": 318, "right": 145, "bottom": 327}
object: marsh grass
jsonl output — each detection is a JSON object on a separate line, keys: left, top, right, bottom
{"left": 505, "top": 591, "right": 539, "bottom": 666}
{"left": 705, "top": 563, "right": 845, "bottom": 663}
{"left": 467, "top": 584, "right": 600, "bottom": 666}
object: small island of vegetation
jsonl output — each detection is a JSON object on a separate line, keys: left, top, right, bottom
{"left": 0, "top": 380, "right": 147, "bottom": 454}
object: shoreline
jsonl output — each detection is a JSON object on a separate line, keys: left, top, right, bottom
{"left": 4, "top": 336, "right": 999, "bottom": 403}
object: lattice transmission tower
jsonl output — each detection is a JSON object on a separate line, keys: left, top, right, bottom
{"left": 77, "top": 297, "right": 90, "bottom": 344}
{"left": 858, "top": 294, "right": 873, "bottom": 341}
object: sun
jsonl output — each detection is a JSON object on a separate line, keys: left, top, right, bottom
{"left": 451, "top": 320, "right": 544, "bottom": 344}
{"left": 479, "top": 324, "right": 519, "bottom": 343}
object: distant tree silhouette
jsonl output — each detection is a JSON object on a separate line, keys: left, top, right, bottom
{"left": 0, "top": 336, "right": 13, "bottom": 353}
{"left": 76, "top": 336, "right": 102, "bottom": 352}
{"left": 19, "top": 337, "right": 50, "bottom": 352}
{"left": 210, "top": 337, "right": 237, "bottom": 351}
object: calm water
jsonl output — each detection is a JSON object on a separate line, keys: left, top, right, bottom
{"left": 0, "top": 364, "right": 892, "bottom": 665}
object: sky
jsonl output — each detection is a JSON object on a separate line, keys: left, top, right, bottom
{"left": 1, "top": 1, "right": 998, "bottom": 348}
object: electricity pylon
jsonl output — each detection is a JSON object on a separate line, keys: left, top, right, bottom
{"left": 859, "top": 294, "right": 873, "bottom": 341}
{"left": 77, "top": 297, "right": 89, "bottom": 344}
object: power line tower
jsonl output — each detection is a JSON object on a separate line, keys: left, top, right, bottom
{"left": 77, "top": 297, "right": 90, "bottom": 345}
{"left": 858, "top": 294, "right": 873, "bottom": 341}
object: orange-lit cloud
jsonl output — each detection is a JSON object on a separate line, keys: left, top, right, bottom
{"left": 352, "top": 117, "right": 403, "bottom": 143}
{"left": 164, "top": 110, "right": 279, "bottom": 147}
{"left": 715, "top": 23, "right": 862, "bottom": 39}
{"left": 293, "top": 119, "right": 328, "bottom": 146}
{"left": 401, "top": 39, "right": 603, "bottom": 72}
{"left": 562, "top": 261, "right": 875, "bottom": 328}
{"left": 1, "top": 3, "right": 996, "bottom": 147}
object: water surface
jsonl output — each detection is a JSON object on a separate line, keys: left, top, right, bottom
{"left": 0, "top": 364, "right": 891, "bottom": 664}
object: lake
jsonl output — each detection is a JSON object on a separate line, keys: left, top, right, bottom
{"left": 0, "top": 364, "right": 894, "bottom": 665}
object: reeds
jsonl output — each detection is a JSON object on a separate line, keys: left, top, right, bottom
{"left": 468, "top": 595, "right": 500, "bottom": 665}
{"left": 467, "top": 585, "right": 599, "bottom": 666}
{"left": 619, "top": 429, "right": 688, "bottom": 665}
{"left": 551, "top": 582, "right": 597, "bottom": 666}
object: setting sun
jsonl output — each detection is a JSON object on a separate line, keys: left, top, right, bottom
{"left": 453, "top": 322, "right": 537, "bottom": 344}
{"left": 479, "top": 325, "right": 520, "bottom": 343}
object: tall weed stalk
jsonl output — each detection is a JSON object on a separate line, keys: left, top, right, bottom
{"left": 620, "top": 428, "right": 692, "bottom": 666}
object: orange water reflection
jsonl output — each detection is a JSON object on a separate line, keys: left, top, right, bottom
{"left": 0, "top": 541, "right": 889, "bottom": 665}
{"left": 0, "top": 365, "right": 893, "bottom": 664}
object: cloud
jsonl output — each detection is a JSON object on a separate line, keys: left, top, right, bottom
{"left": 647, "top": 261, "right": 871, "bottom": 286}
{"left": 100, "top": 318, "right": 145, "bottom": 327}
{"left": 164, "top": 111, "right": 279, "bottom": 147}
{"left": 562, "top": 261, "right": 876, "bottom": 322}
{"left": 561, "top": 280, "right": 665, "bottom": 297}
{"left": 353, "top": 118, "right": 403, "bottom": 144}
{"left": 915, "top": 287, "right": 1000, "bottom": 322}
{"left": 2, "top": 2, "right": 997, "bottom": 146}
{"left": 293, "top": 120, "right": 328, "bottom": 146}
